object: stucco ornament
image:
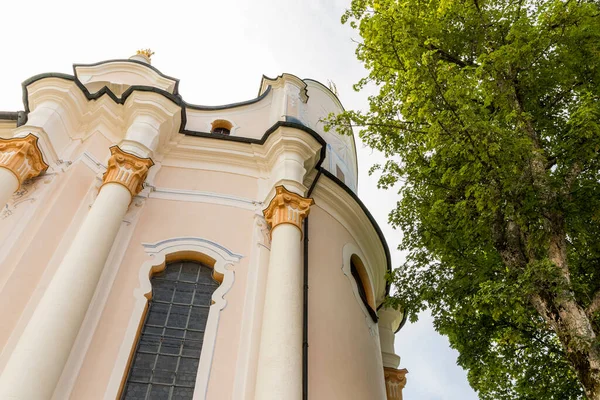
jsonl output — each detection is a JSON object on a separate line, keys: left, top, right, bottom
{"left": 101, "top": 146, "right": 154, "bottom": 197}
{"left": 263, "top": 185, "right": 313, "bottom": 234}
{"left": 384, "top": 367, "right": 408, "bottom": 400}
{"left": 0, "top": 133, "right": 48, "bottom": 188}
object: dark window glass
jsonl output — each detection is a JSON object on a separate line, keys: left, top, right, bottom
{"left": 211, "top": 127, "right": 230, "bottom": 135}
{"left": 351, "top": 260, "right": 369, "bottom": 307}
{"left": 122, "top": 261, "right": 218, "bottom": 400}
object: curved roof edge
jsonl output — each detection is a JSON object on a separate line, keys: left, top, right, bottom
{"left": 72, "top": 59, "right": 181, "bottom": 95}
{"left": 302, "top": 77, "right": 359, "bottom": 186}
{"left": 183, "top": 86, "right": 271, "bottom": 111}
{"left": 258, "top": 73, "right": 309, "bottom": 102}
{"left": 18, "top": 73, "right": 391, "bottom": 296}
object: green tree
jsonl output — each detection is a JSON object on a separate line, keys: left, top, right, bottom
{"left": 329, "top": 0, "right": 600, "bottom": 398}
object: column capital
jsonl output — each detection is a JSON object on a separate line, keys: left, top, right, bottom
{"left": 384, "top": 367, "right": 408, "bottom": 400}
{"left": 263, "top": 185, "right": 313, "bottom": 234}
{"left": 0, "top": 133, "right": 48, "bottom": 188}
{"left": 101, "top": 146, "right": 154, "bottom": 197}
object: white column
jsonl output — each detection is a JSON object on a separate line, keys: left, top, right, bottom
{"left": 0, "top": 168, "right": 18, "bottom": 209}
{"left": 378, "top": 306, "right": 408, "bottom": 400}
{"left": 0, "top": 134, "right": 48, "bottom": 209}
{"left": 379, "top": 307, "right": 403, "bottom": 369}
{"left": 254, "top": 186, "right": 313, "bottom": 400}
{"left": 0, "top": 146, "right": 153, "bottom": 400}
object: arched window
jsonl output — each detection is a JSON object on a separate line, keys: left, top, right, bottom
{"left": 350, "top": 254, "right": 378, "bottom": 322}
{"left": 210, "top": 119, "right": 233, "bottom": 136}
{"left": 121, "top": 261, "right": 219, "bottom": 400}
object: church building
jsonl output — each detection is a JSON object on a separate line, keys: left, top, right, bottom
{"left": 0, "top": 50, "right": 408, "bottom": 400}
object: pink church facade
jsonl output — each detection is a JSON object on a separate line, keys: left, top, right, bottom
{"left": 0, "top": 51, "right": 407, "bottom": 400}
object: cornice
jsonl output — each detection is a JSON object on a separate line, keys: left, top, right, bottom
{"left": 183, "top": 86, "right": 272, "bottom": 111}
{"left": 16, "top": 69, "right": 391, "bottom": 299}
{"left": 74, "top": 59, "right": 179, "bottom": 95}
{"left": 258, "top": 73, "right": 309, "bottom": 103}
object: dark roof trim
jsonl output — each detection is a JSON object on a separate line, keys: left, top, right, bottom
{"left": 19, "top": 68, "right": 391, "bottom": 299}
{"left": 397, "top": 312, "right": 408, "bottom": 332}
{"left": 72, "top": 59, "right": 181, "bottom": 95}
{"left": 0, "top": 112, "right": 19, "bottom": 120}
{"left": 20, "top": 73, "right": 182, "bottom": 126}
{"left": 258, "top": 73, "right": 309, "bottom": 101}
{"left": 302, "top": 78, "right": 360, "bottom": 187}
{"left": 183, "top": 86, "right": 271, "bottom": 111}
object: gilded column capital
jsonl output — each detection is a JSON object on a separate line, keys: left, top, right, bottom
{"left": 384, "top": 367, "right": 408, "bottom": 400}
{"left": 101, "top": 146, "right": 154, "bottom": 197}
{"left": 0, "top": 134, "right": 48, "bottom": 188}
{"left": 263, "top": 186, "right": 314, "bottom": 234}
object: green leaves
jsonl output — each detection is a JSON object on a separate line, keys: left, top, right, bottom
{"left": 332, "top": 0, "right": 600, "bottom": 397}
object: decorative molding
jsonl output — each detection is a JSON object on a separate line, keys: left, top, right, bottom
{"left": 105, "top": 237, "right": 243, "bottom": 400}
{"left": 136, "top": 49, "right": 155, "bottom": 60}
{"left": 232, "top": 213, "right": 271, "bottom": 398}
{"left": 263, "top": 185, "right": 313, "bottom": 234}
{"left": 149, "top": 186, "right": 261, "bottom": 211}
{"left": 384, "top": 367, "right": 408, "bottom": 400}
{"left": 259, "top": 74, "right": 309, "bottom": 103}
{"left": 0, "top": 134, "right": 48, "bottom": 187}
{"left": 74, "top": 60, "right": 178, "bottom": 98}
{"left": 256, "top": 215, "right": 271, "bottom": 250}
{"left": 0, "top": 175, "right": 53, "bottom": 220}
{"left": 101, "top": 146, "right": 154, "bottom": 197}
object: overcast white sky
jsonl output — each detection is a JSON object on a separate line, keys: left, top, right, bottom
{"left": 0, "top": 1, "right": 478, "bottom": 398}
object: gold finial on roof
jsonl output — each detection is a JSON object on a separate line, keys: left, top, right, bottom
{"left": 136, "top": 48, "right": 155, "bottom": 60}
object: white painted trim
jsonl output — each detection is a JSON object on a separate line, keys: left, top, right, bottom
{"left": 104, "top": 237, "right": 243, "bottom": 400}
{"left": 232, "top": 214, "right": 271, "bottom": 399}
{"left": 342, "top": 243, "right": 378, "bottom": 336}
{"left": 149, "top": 186, "right": 261, "bottom": 210}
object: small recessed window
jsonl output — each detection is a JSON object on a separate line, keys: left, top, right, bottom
{"left": 350, "top": 255, "right": 378, "bottom": 322}
{"left": 211, "top": 119, "right": 233, "bottom": 136}
{"left": 212, "top": 127, "right": 230, "bottom": 135}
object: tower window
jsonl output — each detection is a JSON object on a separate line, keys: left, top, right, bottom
{"left": 121, "top": 261, "right": 219, "bottom": 400}
{"left": 210, "top": 119, "right": 233, "bottom": 136}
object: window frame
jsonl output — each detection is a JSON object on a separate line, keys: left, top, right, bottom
{"left": 120, "top": 261, "right": 219, "bottom": 400}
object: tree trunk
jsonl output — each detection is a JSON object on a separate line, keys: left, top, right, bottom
{"left": 530, "top": 292, "right": 600, "bottom": 399}
{"left": 529, "top": 235, "right": 600, "bottom": 399}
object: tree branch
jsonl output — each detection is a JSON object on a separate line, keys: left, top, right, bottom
{"left": 426, "top": 44, "right": 479, "bottom": 68}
